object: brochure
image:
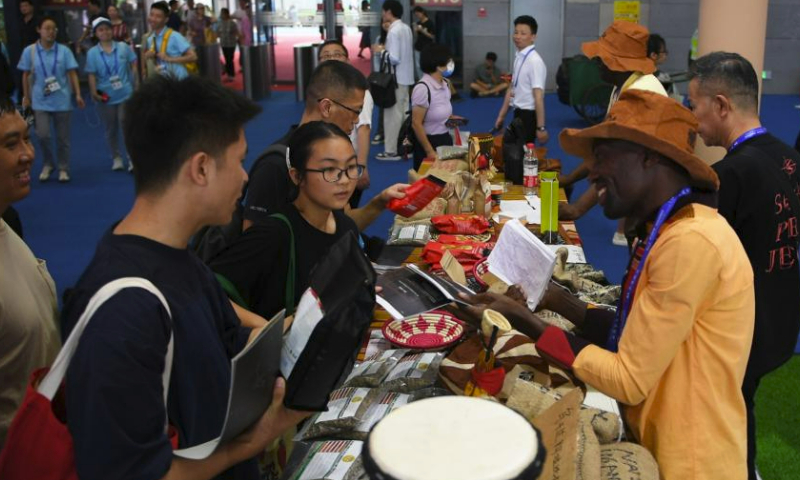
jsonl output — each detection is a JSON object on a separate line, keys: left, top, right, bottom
{"left": 376, "top": 264, "right": 475, "bottom": 320}
{"left": 174, "top": 310, "right": 285, "bottom": 460}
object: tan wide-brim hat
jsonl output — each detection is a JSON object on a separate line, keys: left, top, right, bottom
{"left": 582, "top": 20, "right": 656, "bottom": 75}
{"left": 559, "top": 89, "right": 719, "bottom": 191}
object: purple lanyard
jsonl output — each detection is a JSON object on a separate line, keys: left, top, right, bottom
{"left": 728, "top": 127, "right": 767, "bottom": 152}
{"left": 606, "top": 187, "right": 692, "bottom": 352}
{"left": 36, "top": 41, "right": 58, "bottom": 78}
{"left": 513, "top": 46, "right": 535, "bottom": 88}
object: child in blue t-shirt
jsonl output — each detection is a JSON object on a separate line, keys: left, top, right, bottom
{"left": 85, "top": 17, "right": 139, "bottom": 172}
{"left": 18, "top": 16, "right": 84, "bottom": 183}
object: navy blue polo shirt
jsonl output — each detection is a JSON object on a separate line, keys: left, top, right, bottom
{"left": 61, "top": 230, "right": 257, "bottom": 480}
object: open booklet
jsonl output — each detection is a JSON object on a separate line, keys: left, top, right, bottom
{"left": 376, "top": 264, "right": 475, "bottom": 320}
{"left": 174, "top": 309, "right": 285, "bottom": 460}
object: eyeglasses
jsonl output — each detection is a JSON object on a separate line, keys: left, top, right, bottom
{"left": 318, "top": 98, "right": 362, "bottom": 116}
{"left": 320, "top": 51, "right": 348, "bottom": 61}
{"left": 305, "top": 164, "right": 365, "bottom": 183}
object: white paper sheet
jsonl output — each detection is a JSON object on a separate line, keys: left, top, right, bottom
{"left": 491, "top": 200, "right": 541, "bottom": 225}
{"left": 546, "top": 245, "right": 587, "bottom": 264}
{"left": 487, "top": 219, "right": 556, "bottom": 310}
{"left": 281, "top": 288, "right": 324, "bottom": 378}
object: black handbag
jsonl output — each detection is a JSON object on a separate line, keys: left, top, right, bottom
{"left": 368, "top": 51, "right": 397, "bottom": 108}
{"left": 283, "top": 231, "right": 377, "bottom": 411}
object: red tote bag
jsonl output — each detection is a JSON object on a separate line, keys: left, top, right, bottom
{"left": 0, "top": 278, "right": 174, "bottom": 480}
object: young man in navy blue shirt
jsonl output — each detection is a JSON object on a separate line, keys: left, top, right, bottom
{"left": 61, "top": 75, "right": 308, "bottom": 480}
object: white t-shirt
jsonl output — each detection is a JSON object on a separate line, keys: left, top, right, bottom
{"left": 0, "top": 220, "right": 60, "bottom": 449}
{"left": 350, "top": 90, "right": 374, "bottom": 158}
{"left": 510, "top": 44, "right": 546, "bottom": 111}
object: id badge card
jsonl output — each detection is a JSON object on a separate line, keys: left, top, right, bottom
{"left": 44, "top": 77, "right": 61, "bottom": 96}
{"left": 109, "top": 75, "right": 123, "bottom": 90}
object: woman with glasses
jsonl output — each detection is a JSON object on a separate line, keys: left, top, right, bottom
{"left": 210, "top": 121, "right": 364, "bottom": 320}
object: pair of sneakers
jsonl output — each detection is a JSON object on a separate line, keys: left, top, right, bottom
{"left": 112, "top": 156, "right": 134, "bottom": 173}
{"left": 39, "top": 165, "right": 69, "bottom": 183}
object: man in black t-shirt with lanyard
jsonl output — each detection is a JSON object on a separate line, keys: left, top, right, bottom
{"left": 688, "top": 51, "right": 800, "bottom": 480}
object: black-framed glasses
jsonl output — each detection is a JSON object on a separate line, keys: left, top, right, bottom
{"left": 320, "top": 51, "right": 348, "bottom": 61}
{"left": 317, "top": 97, "right": 363, "bottom": 116}
{"left": 305, "top": 164, "right": 365, "bottom": 183}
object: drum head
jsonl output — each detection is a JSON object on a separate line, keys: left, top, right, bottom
{"left": 363, "top": 396, "right": 545, "bottom": 480}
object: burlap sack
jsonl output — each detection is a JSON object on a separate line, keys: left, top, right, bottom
{"left": 530, "top": 388, "right": 603, "bottom": 480}
{"left": 505, "top": 378, "right": 623, "bottom": 444}
{"left": 600, "top": 443, "right": 660, "bottom": 480}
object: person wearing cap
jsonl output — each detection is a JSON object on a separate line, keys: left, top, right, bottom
{"left": 85, "top": 17, "right": 138, "bottom": 172}
{"left": 18, "top": 16, "right": 84, "bottom": 183}
{"left": 688, "top": 52, "right": 800, "bottom": 480}
{"left": 559, "top": 20, "right": 668, "bottom": 246}
{"left": 142, "top": 1, "right": 197, "bottom": 79}
{"left": 462, "top": 90, "right": 755, "bottom": 480}
{"left": 493, "top": 15, "right": 548, "bottom": 145}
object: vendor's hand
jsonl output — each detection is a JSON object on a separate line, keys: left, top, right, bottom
{"left": 536, "top": 129, "right": 549, "bottom": 145}
{"left": 506, "top": 285, "right": 528, "bottom": 308}
{"left": 228, "top": 378, "right": 311, "bottom": 462}
{"left": 379, "top": 183, "right": 409, "bottom": 206}
{"left": 457, "top": 292, "right": 531, "bottom": 326}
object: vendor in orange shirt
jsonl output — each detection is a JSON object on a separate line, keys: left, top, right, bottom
{"left": 462, "top": 90, "right": 755, "bottom": 480}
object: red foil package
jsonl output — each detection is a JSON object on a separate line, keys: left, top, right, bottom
{"left": 421, "top": 242, "right": 495, "bottom": 271}
{"left": 387, "top": 175, "right": 447, "bottom": 218}
{"left": 431, "top": 214, "right": 491, "bottom": 234}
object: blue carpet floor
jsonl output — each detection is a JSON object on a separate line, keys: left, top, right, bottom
{"left": 13, "top": 89, "right": 800, "bottom": 333}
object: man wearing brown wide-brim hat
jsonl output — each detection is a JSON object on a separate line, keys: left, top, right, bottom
{"left": 462, "top": 90, "right": 755, "bottom": 480}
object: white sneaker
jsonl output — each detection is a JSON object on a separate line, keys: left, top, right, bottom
{"left": 612, "top": 232, "right": 627, "bottom": 247}
{"left": 376, "top": 152, "right": 402, "bottom": 161}
{"left": 39, "top": 165, "right": 54, "bottom": 181}
{"left": 112, "top": 157, "right": 125, "bottom": 171}
{"left": 58, "top": 170, "right": 70, "bottom": 183}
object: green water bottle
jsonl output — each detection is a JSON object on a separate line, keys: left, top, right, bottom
{"left": 540, "top": 171, "right": 559, "bottom": 244}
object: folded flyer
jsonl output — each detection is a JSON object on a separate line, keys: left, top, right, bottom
{"left": 376, "top": 264, "right": 475, "bottom": 320}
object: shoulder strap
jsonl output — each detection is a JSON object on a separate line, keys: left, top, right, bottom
{"left": 269, "top": 213, "right": 296, "bottom": 316}
{"left": 161, "top": 28, "right": 173, "bottom": 53}
{"left": 411, "top": 80, "right": 432, "bottom": 108}
{"left": 29, "top": 44, "right": 36, "bottom": 77}
{"left": 241, "top": 142, "right": 287, "bottom": 202}
{"left": 38, "top": 278, "right": 174, "bottom": 418}
{"left": 737, "top": 144, "right": 800, "bottom": 217}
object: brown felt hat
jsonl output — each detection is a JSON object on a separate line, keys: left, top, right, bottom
{"left": 559, "top": 90, "right": 719, "bottom": 191}
{"left": 582, "top": 21, "right": 656, "bottom": 75}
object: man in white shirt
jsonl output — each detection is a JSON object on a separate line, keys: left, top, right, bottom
{"left": 317, "top": 39, "right": 373, "bottom": 207}
{"left": 494, "top": 15, "right": 548, "bottom": 146}
{"left": 373, "top": 0, "right": 413, "bottom": 161}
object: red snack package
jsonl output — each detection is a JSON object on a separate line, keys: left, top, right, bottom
{"left": 435, "top": 234, "right": 490, "bottom": 245}
{"left": 431, "top": 214, "right": 491, "bottom": 234}
{"left": 387, "top": 175, "right": 447, "bottom": 218}
{"left": 421, "top": 242, "right": 494, "bottom": 271}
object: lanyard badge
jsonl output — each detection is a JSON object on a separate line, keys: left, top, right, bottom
{"left": 37, "top": 42, "right": 61, "bottom": 96}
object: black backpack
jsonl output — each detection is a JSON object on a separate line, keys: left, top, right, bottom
{"left": 555, "top": 57, "right": 571, "bottom": 105}
{"left": 397, "top": 80, "right": 444, "bottom": 158}
{"left": 191, "top": 143, "right": 287, "bottom": 263}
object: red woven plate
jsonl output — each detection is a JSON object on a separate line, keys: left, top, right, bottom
{"left": 472, "top": 258, "right": 491, "bottom": 288}
{"left": 382, "top": 311, "right": 465, "bottom": 350}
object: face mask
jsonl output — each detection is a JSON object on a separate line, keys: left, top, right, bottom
{"left": 442, "top": 61, "right": 455, "bottom": 78}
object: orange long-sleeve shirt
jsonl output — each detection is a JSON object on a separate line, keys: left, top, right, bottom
{"left": 539, "top": 203, "right": 755, "bottom": 479}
